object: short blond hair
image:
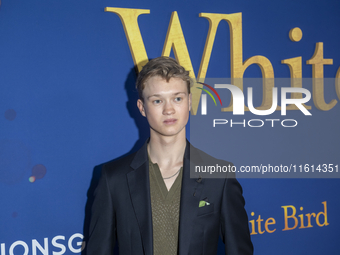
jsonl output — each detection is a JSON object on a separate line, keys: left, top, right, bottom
{"left": 136, "top": 56, "right": 191, "bottom": 100}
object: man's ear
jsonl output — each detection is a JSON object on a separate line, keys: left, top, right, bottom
{"left": 189, "top": 93, "right": 192, "bottom": 111}
{"left": 137, "top": 99, "right": 146, "bottom": 117}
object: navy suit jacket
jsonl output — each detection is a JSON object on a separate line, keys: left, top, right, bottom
{"left": 87, "top": 140, "right": 253, "bottom": 255}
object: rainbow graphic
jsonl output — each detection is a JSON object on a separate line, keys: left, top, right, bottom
{"left": 197, "top": 82, "right": 223, "bottom": 106}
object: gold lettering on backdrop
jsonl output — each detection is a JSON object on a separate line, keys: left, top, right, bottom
{"left": 306, "top": 42, "right": 337, "bottom": 110}
{"left": 249, "top": 202, "right": 328, "bottom": 235}
{"left": 298, "top": 207, "right": 308, "bottom": 229}
{"left": 106, "top": 8, "right": 340, "bottom": 114}
{"left": 282, "top": 205, "right": 299, "bottom": 231}
{"left": 264, "top": 218, "right": 276, "bottom": 234}
{"left": 304, "top": 212, "right": 316, "bottom": 228}
{"left": 162, "top": 12, "right": 201, "bottom": 114}
{"left": 197, "top": 13, "right": 244, "bottom": 112}
{"left": 105, "top": 8, "right": 203, "bottom": 114}
{"left": 104, "top": 7, "right": 150, "bottom": 72}
{"left": 289, "top": 27, "right": 303, "bottom": 42}
{"left": 248, "top": 212, "right": 276, "bottom": 235}
{"left": 335, "top": 67, "right": 340, "bottom": 101}
{"left": 281, "top": 201, "right": 329, "bottom": 231}
{"left": 256, "top": 215, "right": 265, "bottom": 234}
{"left": 249, "top": 212, "right": 257, "bottom": 235}
{"left": 281, "top": 57, "right": 311, "bottom": 110}
{"left": 315, "top": 201, "right": 329, "bottom": 227}
{"left": 200, "top": 13, "right": 275, "bottom": 112}
{"left": 162, "top": 12, "right": 194, "bottom": 76}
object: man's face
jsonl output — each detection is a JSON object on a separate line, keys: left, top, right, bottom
{"left": 137, "top": 76, "right": 191, "bottom": 138}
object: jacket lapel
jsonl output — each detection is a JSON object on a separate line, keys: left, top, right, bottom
{"left": 127, "top": 141, "right": 153, "bottom": 255}
{"left": 178, "top": 142, "right": 205, "bottom": 255}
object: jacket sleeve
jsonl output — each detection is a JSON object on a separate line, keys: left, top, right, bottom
{"left": 86, "top": 165, "right": 116, "bottom": 255}
{"left": 220, "top": 171, "right": 254, "bottom": 255}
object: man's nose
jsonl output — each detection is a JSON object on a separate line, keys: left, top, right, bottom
{"left": 163, "top": 101, "right": 175, "bottom": 115}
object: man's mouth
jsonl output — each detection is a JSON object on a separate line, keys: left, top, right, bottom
{"left": 164, "top": 118, "right": 177, "bottom": 124}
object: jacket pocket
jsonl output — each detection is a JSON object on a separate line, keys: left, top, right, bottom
{"left": 197, "top": 203, "right": 214, "bottom": 216}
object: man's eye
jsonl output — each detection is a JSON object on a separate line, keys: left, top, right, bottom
{"left": 153, "top": 100, "right": 161, "bottom": 104}
{"left": 174, "top": 97, "right": 182, "bottom": 102}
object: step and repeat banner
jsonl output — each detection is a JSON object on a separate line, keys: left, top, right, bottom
{"left": 1, "top": 0, "right": 339, "bottom": 254}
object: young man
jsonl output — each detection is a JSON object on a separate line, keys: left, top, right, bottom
{"left": 87, "top": 57, "right": 253, "bottom": 255}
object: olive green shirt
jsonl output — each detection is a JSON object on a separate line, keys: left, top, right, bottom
{"left": 149, "top": 158, "right": 183, "bottom": 255}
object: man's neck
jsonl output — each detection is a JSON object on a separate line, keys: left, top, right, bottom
{"left": 147, "top": 132, "right": 186, "bottom": 167}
